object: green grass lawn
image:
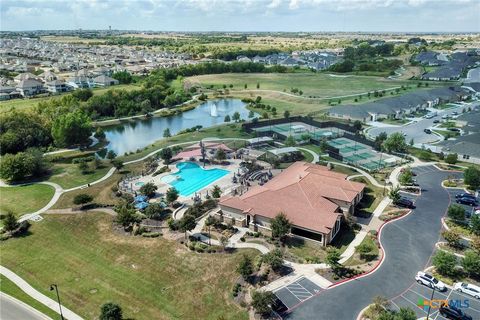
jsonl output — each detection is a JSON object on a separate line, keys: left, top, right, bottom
{"left": 284, "top": 237, "right": 326, "bottom": 263}
{"left": 351, "top": 176, "right": 384, "bottom": 217}
{"left": 0, "top": 184, "right": 55, "bottom": 216}
{"left": 46, "top": 163, "right": 112, "bottom": 190}
{"left": 189, "top": 72, "right": 411, "bottom": 99}
{"left": 0, "top": 213, "right": 255, "bottom": 320}
{"left": 0, "top": 275, "right": 59, "bottom": 319}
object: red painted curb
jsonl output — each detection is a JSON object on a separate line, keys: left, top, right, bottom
{"left": 283, "top": 209, "right": 412, "bottom": 315}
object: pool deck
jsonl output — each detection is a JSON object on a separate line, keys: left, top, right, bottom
{"left": 130, "top": 159, "right": 244, "bottom": 204}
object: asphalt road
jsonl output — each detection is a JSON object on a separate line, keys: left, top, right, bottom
{"left": 0, "top": 293, "right": 49, "bottom": 320}
{"left": 285, "top": 166, "right": 462, "bottom": 320}
{"left": 368, "top": 104, "right": 468, "bottom": 145}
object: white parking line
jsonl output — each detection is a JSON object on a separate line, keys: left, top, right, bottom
{"left": 399, "top": 294, "right": 428, "bottom": 314}
{"left": 284, "top": 285, "right": 312, "bottom": 302}
{"left": 390, "top": 300, "right": 401, "bottom": 311}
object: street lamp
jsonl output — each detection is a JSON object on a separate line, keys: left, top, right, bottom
{"left": 50, "top": 284, "right": 64, "bottom": 320}
{"left": 426, "top": 285, "right": 436, "bottom": 320}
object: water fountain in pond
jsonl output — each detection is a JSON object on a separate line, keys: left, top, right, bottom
{"left": 210, "top": 102, "right": 218, "bottom": 117}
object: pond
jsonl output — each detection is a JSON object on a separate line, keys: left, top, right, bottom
{"left": 101, "top": 99, "right": 251, "bottom": 156}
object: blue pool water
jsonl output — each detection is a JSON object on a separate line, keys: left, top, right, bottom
{"left": 160, "top": 162, "right": 230, "bottom": 196}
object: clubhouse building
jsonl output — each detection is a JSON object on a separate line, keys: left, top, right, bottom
{"left": 218, "top": 162, "right": 365, "bottom": 246}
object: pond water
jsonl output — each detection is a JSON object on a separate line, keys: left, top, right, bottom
{"left": 102, "top": 99, "right": 251, "bottom": 156}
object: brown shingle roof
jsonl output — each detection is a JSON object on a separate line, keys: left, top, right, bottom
{"left": 220, "top": 162, "right": 365, "bottom": 234}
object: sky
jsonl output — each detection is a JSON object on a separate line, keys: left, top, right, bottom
{"left": 1, "top": 0, "right": 479, "bottom": 32}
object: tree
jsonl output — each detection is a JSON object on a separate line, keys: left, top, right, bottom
{"left": 471, "top": 215, "right": 480, "bottom": 236}
{"left": 224, "top": 115, "right": 231, "bottom": 122}
{"left": 219, "top": 235, "right": 228, "bottom": 249}
{"left": 144, "top": 203, "right": 167, "bottom": 220}
{"left": 178, "top": 214, "right": 196, "bottom": 241}
{"left": 3, "top": 212, "right": 18, "bottom": 232}
{"left": 51, "top": 110, "right": 92, "bottom": 147}
{"left": 78, "top": 161, "right": 89, "bottom": 174}
{"left": 106, "top": 150, "right": 117, "bottom": 160}
{"left": 462, "top": 250, "right": 480, "bottom": 277}
{"left": 111, "top": 159, "right": 124, "bottom": 170}
{"left": 445, "top": 153, "right": 458, "bottom": 165}
{"left": 73, "top": 194, "right": 94, "bottom": 205}
{"left": 72, "top": 88, "right": 93, "bottom": 101}
{"left": 383, "top": 132, "right": 407, "bottom": 153}
{"left": 389, "top": 187, "right": 401, "bottom": 203}
{"left": 140, "top": 182, "right": 157, "bottom": 198}
{"left": 326, "top": 248, "right": 342, "bottom": 271}
{"left": 166, "top": 187, "right": 179, "bottom": 204}
{"left": 163, "top": 128, "right": 171, "bottom": 138}
{"left": 284, "top": 110, "right": 290, "bottom": 118}
{"left": 270, "top": 213, "right": 291, "bottom": 241}
{"left": 232, "top": 111, "right": 241, "bottom": 122}
{"left": 263, "top": 249, "right": 284, "bottom": 271}
{"left": 205, "top": 215, "right": 216, "bottom": 244}
{"left": 236, "top": 254, "right": 253, "bottom": 280}
{"left": 244, "top": 83, "right": 247, "bottom": 89}
{"left": 353, "top": 120, "right": 362, "bottom": 131}
{"left": 284, "top": 135, "right": 296, "bottom": 147}
{"left": 215, "top": 148, "right": 226, "bottom": 160}
{"left": 248, "top": 110, "right": 255, "bottom": 118}
{"left": 115, "top": 205, "right": 137, "bottom": 229}
{"left": 94, "top": 127, "right": 106, "bottom": 140}
{"left": 464, "top": 166, "right": 480, "bottom": 190}
{"left": 442, "top": 229, "right": 462, "bottom": 248}
{"left": 112, "top": 70, "right": 133, "bottom": 84}
{"left": 256, "top": 82, "right": 260, "bottom": 89}
{"left": 356, "top": 241, "right": 377, "bottom": 261}
{"left": 100, "top": 302, "right": 123, "bottom": 320}
{"left": 399, "top": 169, "right": 413, "bottom": 185}
{"left": 409, "top": 138, "right": 414, "bottom": 147}
{"left": 251, "top": 290, "right": 275, "bottom": 316}
{"left": 374, "top": 132, "right": 388, "bottom": 151}
{"left": 160, "top": 147, "right": 173, "bottom": 164}
{"left": 0, "top": 149, "right": 48, "bottom": 183}
{"left": 211, "top": 185, "right": 222, "bottom": 198}
{"left": 432, "top": 251, "right": 457, "bottom": 277}
{"left": 471, "top": 236, "right": 480, "bottom": 253}
{"left": 448, "top": 204, "right": 465, "bottom": 222}
{"left": 262, "top": 111, "right": 269, "bottom": 119}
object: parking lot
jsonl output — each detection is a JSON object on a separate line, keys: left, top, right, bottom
{"left": 274, "top": 277, "right": 323, "bottom": 310}
{"left": 389, "top": 282, "right": 480, "bottom": 319}
{"left": 445, "top": 188, "right": 478, "bottom": 218}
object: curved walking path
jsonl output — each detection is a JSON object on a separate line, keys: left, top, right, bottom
{"left": 0, "top": 266, "right": 83, "bottom": 320}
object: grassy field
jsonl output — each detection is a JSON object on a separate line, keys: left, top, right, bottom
{"left": 0, "top": 184, "right": 55, "bottom": 217}
{"left": 46, "top": 163, "right": 112, "bottom": 190}
{"left": 351, "top": 176, "right": 384, "bottom": 216}
{"left": 0, "top": 84, "right": 140, "bottom": 114}
{"left": 189, "top": 72, "right": 412, "bottom": 99}
{"left": 0, "top": 213, "right": 256, "bottom": 320}
{"left": 0, "top": 275, "right": 59, "bottom": 319}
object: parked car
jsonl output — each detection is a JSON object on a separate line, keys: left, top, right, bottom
{"left": 456, "top": 197, "right": 478, "bottom": 206}
{"left": 448, "top": 128, "right": 460, "bottom": 132}
{"left": 442, "top": 114, "right": 449, "bottom": 119}
{"left": 415, "top": 271, "right": 446, "bottom": 291}
{"left": 455, "top": 193, "right": 476, "bottom": 200}
{"left": 433, "top": 119, "right": 440, "bottom": 123}
{"left": 454, "top": 282, "right": 480, "bottom": 299}
{"left": 439, "top": 305, "right": 472, "bottom": 320}
{"left": 424, "top": 128, "right": 432, "bottom": 134}
{"left": 452, "top": 111, "right": 459, "bottom": 115}
{"left": 395, "top": 197, "right": 415, "bottom": 209}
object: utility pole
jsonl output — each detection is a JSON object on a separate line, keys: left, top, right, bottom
{"left": 426, "top": 286, "right": 436, "bottom": 320}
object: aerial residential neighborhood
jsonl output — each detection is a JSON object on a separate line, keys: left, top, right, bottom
{"left": 1, "top": 1, "right": 480, "bottom": 320}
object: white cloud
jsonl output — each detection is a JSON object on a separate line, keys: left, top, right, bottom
{"left": 268, "top": 0, "right": 282, "bottom": 8}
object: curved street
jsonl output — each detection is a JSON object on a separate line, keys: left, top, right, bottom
{"left": 285, "top": 166, "right": 462, "bottom": 320}
{"left": 0, "top": 293, "right": 51, "bottom": 320}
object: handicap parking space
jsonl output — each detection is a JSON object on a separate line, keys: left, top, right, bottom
{"left": 389, "top": 282, "right": 480, "bottom": 320}
{"left": 274, "top": 277, "right": 323, "bottom": 310}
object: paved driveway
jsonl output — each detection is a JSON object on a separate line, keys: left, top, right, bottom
{"left": 0, "top": 294, "right": 49, "bottom": 320}
{"left": 367, "top": 105, "right": 470, "bottom": 145}
{"left": 285, "top": 166, "right": 462, "bottom": 320}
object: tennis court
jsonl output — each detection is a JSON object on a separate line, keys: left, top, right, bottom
{"left": 253, "top": 122, "right": 341, "bottom": 142}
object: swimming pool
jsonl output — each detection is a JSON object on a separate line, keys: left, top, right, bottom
{"left": 135, "top": 181, "right": 145, "bottom": 187}
{"left": 160, "top": 162, "right": 230, "bottom": 196}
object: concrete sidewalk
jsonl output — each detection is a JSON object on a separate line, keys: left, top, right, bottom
{"left": 0, "top": 266, "right": 83, "bottom": 320}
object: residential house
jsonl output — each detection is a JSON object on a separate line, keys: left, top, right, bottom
{"left": 45, "top": 80, "right": 71, "bottom": 93}
{"left": 16, "top": 79, "right": 44, "bottom": 97}
{"left": 92, "top": 75, "right": 119, "bottom": 87}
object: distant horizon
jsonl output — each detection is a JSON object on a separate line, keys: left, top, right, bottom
{"left": 1, "top": 0, "right": 479, "bottom": 33}
{"left": 2, "top": 29, "right": 480, "bottom": 34}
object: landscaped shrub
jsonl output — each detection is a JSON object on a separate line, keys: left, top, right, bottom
{"left": 141, "top": 232, "right": 162, "bottom": 238}
{"left": 232, "top": 283, "right": 242, "bottom": 297}
{"left": 240, "top": 237, "right": 245, "bottom": 242}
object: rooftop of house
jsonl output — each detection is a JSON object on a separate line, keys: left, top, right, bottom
{"left": 220, "top": 162, "right": 365, "bottom": 234}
